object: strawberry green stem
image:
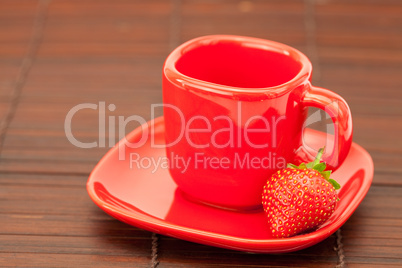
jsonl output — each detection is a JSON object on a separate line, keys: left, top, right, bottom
{"left": 311, "top": 147, "right": 325, "bottom": 167}
{"left": 286, "top": 147, "right": 341, "bottom": 190}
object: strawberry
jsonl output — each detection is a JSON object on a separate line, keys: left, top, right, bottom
{"left": 262, "top": 148, "right": 340, "bottom": 238}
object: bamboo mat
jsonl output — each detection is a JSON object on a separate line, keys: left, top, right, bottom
{"left": 1, "top": 0, "right": 402, "bottom": 267}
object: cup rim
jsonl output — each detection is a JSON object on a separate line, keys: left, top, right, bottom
{"left": 163, "top": 35, "right": 312, "bottom": 97}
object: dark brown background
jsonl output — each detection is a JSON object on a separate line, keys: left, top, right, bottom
{"left": 1, "top": 0, "right": 401, "bottom": 267}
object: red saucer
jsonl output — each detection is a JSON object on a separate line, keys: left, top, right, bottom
{"left": 87, "top": 116, "right": 373, "bottom": 253}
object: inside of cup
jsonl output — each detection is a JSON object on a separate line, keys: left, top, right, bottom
{"left": 175, "top": 40, "right": 302, "bottom": 88}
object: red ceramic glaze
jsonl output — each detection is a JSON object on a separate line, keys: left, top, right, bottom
{"left": 163, "top": 35, "right": 353, "bottom": 209}
{"left": 87, "top": 117, "right": 372, "bottom": 253}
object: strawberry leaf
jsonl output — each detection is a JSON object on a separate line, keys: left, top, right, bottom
{"left": 313, "top": 162, "right": 326, "bottom": 172}
{"left": 321, "top": 170, "right": 331, "bottom": 180}
{"left": 282, "top": 147, "right": 341, "bottom": 191}
{"left": 287, "top": 163, "right": 299, "bottom": 169}
{"left": 298, "top": 163, "right": 307, "bottom": 169}
{"left": 306, "top": 162, "right": 314, "bottom": 169}
{"left": 328, "top": 179, "right": 341, "bottom": 190}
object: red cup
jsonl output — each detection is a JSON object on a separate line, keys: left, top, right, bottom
{"left": 162, "top": 35, "right": 352, "bottom": 210}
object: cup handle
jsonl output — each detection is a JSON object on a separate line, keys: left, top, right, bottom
{"left": 295, "top": 85, "right": 353, "bottom": 170}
